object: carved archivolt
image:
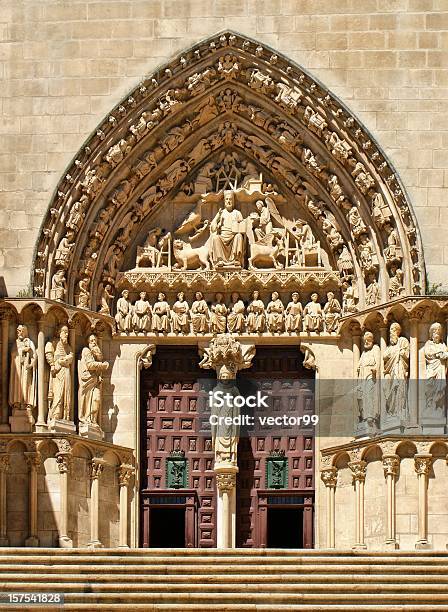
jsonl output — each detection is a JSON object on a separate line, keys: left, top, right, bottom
{"left": 32, "top": 31, "right": 425, "bottom": 313}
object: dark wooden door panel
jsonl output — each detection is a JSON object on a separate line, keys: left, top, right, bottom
{"left": 140, "top": 347, "right": 216, "bottom": 548}
{"left": 236, "top": 347, "right": 315, "bottom": 548}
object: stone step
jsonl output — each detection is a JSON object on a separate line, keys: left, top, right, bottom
{"left": 1, "top": 572, "right": 447, "bottom": 584}
{"left": 4, "top": 547, "right": 448, "bottom": 555}
{"left": 12, "top": 606, "right": 448, "bottom": 612}
{"left": 0, "top": 555, "right": 446, "bottom": 564}
{"left": 19, "top": 592, "right": 448, "bottom": 604}
{"left": 0, "top": 550, "right": 446, "bottom": 609}
{"left": 1, "top": 563, "right": 448, "bottom": 574}
{"left": 1, "top": 581, "right": 447, "bottom": 595}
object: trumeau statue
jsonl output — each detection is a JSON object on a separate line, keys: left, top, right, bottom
{"left": 45, "top": 325, "right": 73, "bottom": 423}
{"left": 357, "top": 331, "right": 381, "bottom": 429}
{"left": 383, "top": 322, "right": 410, "bottom": 418}
{"left": 9, "top": 325, "right": 37, "bottom": 412}
{"left": 200, "top": 335, "right": 255, "bottom": 466}
{"left": 78, "top": 334, "right": 109, "bottom": 430}
{"left": 424, "top": 322, "right": 448, "bottom": 414}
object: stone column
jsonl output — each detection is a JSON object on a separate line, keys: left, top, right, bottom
{"left": 56, "top": 452, "right": 73, "bottom": 548}
{"left": 118, "top": 464, "right": 134, "bottom": 548}
{"left": 88, "top": 458, "right": 105, "bottom": 549}
{"left": 215, "top": 466, "right": 238, "bottom": 549}
{"left": 0, "top": 453, "right": 9, "bottom": 546}
{"left": 379, "top": 324, "right": 387, "bottom": 428}
{"left": 25, "top": 452, "right": 41, "bottom": 547}
{"left": 414, "top": 454, "right": 432, "bottom": 549}
{"left": 0, "top": 313, "right": 10, "bottom": 432}
{"left": 35, "top": 320, "right": 47, "bottom": 432}
{"left": 349, "top": 460, "right": 367, "bottom": 549}
{"left": 382, "top": 454, "right": 400, "bottom": 550}
{"left": 407, "top": 316, "right": 421, "bottom": 432}
{"left": 321, "top": 467, "right": 337, "bottom": 548}
{"left": 68, "top": 322, "right": 76, "bottom": 424}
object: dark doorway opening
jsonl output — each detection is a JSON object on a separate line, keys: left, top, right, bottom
{"left": 149, "top": 508, "right": 185, "bottom": 547}
{"left": 267, "top": 508, "right": 303, "bottom": 548}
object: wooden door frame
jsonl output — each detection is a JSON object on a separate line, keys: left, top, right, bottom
{"left": 140, "top": 490, "right": 198, "bottom": 548}
{"left": 256, "top": 490, "right": 314, "bottom": 548}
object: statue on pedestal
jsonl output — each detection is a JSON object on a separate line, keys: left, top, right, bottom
{"left": 424, "top": 322, "right": 448, "bottom": 414}
{"left": 78, "top": 334, "right": 109, "bottom": 435}
{"left": 9, "top": 325, "right": 37, "bottom": 429}
{"left": 357, "top": 331, "right": 381, "bottom": 431}
{"left": 45, "top": 325, "right": 73, "bottom": 423}
{"left": 383, "top": 322, "right": 409, "bottom": 418}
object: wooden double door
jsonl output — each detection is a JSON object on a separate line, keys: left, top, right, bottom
{"left": 140, "top": 346, "right": 315, "bottom": 548}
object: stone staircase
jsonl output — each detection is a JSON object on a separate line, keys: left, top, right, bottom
{"left": 0, "top": 549, "right": 448, "bottom": 611}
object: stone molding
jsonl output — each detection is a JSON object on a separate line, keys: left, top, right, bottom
{"left": 30, "top": 31, "right": 425, "bottom": 313}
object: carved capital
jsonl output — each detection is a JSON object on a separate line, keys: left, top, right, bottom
{"left": 348, "top": 460, "right": 367, "bottom": 482}
{"left": 90, "top": 458, "right": 106, "bottom": 480}
{"left": 199, "top": 335, "right": 255, "bottom": 380}
{"left": 0, "top": 454, "right": 9, "bottom": 473}
{"left": 56, "top": 452, "right": 72, "bottom": 474}
{"left": 138, "top": 344, "right": 156, "bottom": 370}
{"left": 25, "top": 452, "right": 41, "bottom": 470}
{"left": 56, "top": 439, "right": 72, "bottom": 454}
{"left": 118, "top": 464, "right": 135, "bottom": 487}
{"left": 382, "top": 454, "right": 400, "bottom": 478}
{"left": 320, "top": 467, "right": 337, "bottom": 488}
{"left": 216, "top": 471, "right": 236, "bottom": 492}
{"left": 414, "top": 454, "right": 432, "bottom": 476}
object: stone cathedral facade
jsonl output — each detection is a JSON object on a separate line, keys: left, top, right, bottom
{"left": 0, "top": 30, "right": 447, "bottom": 552}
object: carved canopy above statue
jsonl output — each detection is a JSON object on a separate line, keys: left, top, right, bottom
{"left": 33, "top": 31, "right": 425, "bottom": 314}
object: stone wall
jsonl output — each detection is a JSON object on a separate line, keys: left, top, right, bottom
{"left": 1, "top": 1, "right": 448, "bottom": 294}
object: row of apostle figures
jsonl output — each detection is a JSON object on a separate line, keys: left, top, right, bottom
{"left": 356, "top": 322, "right": 448, "bottom": 428}
{"left": 114, "top": 289, "right": 344, "bottom": 335}
{"left": 8, "top": 324, "right": 108, "bottom": 433}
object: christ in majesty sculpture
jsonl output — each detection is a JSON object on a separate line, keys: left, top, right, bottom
{"left": 209, "top": 190, "right": 245, "bottom": 268}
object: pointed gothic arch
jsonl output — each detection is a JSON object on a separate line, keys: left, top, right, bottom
{"left": 32, "top": 31, "right": 425, "bottom": 313}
